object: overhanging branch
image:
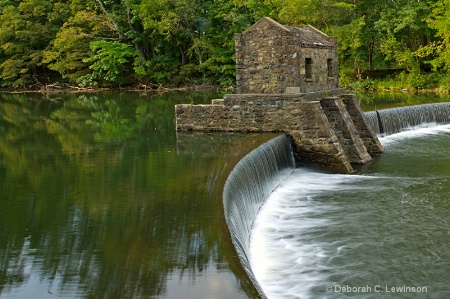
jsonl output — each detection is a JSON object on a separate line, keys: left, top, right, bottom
{"left": 95, "top": 0, "right": 124, "bottom": 39}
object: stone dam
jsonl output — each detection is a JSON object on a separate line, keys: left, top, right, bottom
{"left": 175, "top": 17, "right": 384, "bottom": 173}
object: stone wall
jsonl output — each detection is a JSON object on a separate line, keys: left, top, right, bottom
{"left": 175, "top": 90, "right": 383, "bottom": 173}
{"left": 341, "top": 94, "right": 384, "bottom": 155}
{"left": 321, "top": 97, "right": 371, "bottom": 164}
{"left": 235, "top": 20, "right": 300, "bottom": 94}
{"left": 300, "top": 47, "right": 338, "bottom": 92}
{"left": 235, "top": 17, "right": 339, "bottom": 94}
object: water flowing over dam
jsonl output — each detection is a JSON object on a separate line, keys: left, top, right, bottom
{"left": 223, "top": 134, "right": 296, "bottom": 298}
{"left": 365, "top": 102, "right": 450, "bottom": 135}
{"left": 223, "top": 102, "right": 450, "bottom": 299}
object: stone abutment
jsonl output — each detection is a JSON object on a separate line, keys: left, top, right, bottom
{"left": 175, "top": 90, "right": 384, "bottom": 173}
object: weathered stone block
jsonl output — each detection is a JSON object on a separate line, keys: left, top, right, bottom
{"left": 342, "top": 94, "right": 384, "bottom": 155}
{"left": 321, "top": 97, "right": 372, "bottom": 164}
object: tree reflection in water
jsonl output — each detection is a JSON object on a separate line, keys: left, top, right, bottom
{"left": 0, "top": 92, "right": 265, "bottom": 299}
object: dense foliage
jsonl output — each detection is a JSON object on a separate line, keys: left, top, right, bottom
{"left": 1, "top": 0, "right": 450, "bottom": 90}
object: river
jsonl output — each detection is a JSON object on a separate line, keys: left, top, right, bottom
{"left": 250, "top": 124, "right": 450, "bottom": 298}
{"left": 0, "top": 91, "right": 449, "bottom": 298}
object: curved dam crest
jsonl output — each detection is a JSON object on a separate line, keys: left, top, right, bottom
{"left": 223, "top": 134, "right": 296, "bottom": 298}
{"left": 174, "top": 16, "right": 449, "bottom": 298}
{"left": 222, "top": 102, "right": 450, "bottom": 299}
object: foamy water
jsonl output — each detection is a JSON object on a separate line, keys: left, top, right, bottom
{"left": 378, "top": 123, "right": 450, "bottom": 145}
{"left": 249, "top": 124, "right": 450, "bottom": 299}
{"left": 249, "top": 170, "right": 379, "bottom": 298}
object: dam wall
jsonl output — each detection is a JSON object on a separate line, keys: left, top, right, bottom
{"left": 176, "top": 91, "right": 384, "bottom": 173}
{"left": 222, "top": 134, "right": 296, "bottom": 299}
{"left": 366, "top": 102, "right": 450, "bottom": 135}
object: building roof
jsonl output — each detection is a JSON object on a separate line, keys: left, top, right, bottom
{"left": 241, "top": 17, "right": 336, "bottom": 49}
{"left": 242, "top": 16, "right": 290, "bottom": 34}
{"left": 285, "top": 25, "right": 336, "bottom": 48}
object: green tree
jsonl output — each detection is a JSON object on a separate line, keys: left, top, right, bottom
{"left": 375, "top": 0, "right": 436, "bottom": 73}
{"left": 331, "top": 16, "right": 365, "bottom": 83}
{"left": 43, "top": 1, "right": 127, "bottom": 85}
{"left": 195, "top": 0, "right": 277, "bottom": 86}
{"left": 353, "top": 0, "right": 389, "bottom": 71}
{"left": 1, "top": 0, "right": 448, "bottom": 89}
{"left": 79, "top": 40, "right": 137, "bottom": 86}
{"left": 0, "top": 0, "right": 56, "bottom": 87}
{"left": 423, "top": 0, "right": 450, "bottom": 87}
{"left": 137, "top": 0, "right": 202, "bottom": 84}
{"left": 277, "top": 0, "right": 353, "bottom": 29}
{"left": 425, "top": 0, "right": 450, "bottom": 70}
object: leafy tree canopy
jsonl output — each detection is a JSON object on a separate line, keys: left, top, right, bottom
{"left": 0, "top": 0, "right": 448, "bottom": 89}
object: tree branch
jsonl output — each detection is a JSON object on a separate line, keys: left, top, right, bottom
{"left": 95, "top": 0, "right": 124, "bottom": 39}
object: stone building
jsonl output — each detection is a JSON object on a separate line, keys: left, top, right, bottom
{"left": 175, "top": 17, "right": 384, "bottom": 173}
{"left": 235, "top": 17, "right": 338, "bottom": 94}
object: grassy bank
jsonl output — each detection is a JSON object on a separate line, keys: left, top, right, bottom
{"left": 341, "top": 72, "right": 450, "bottom": 94}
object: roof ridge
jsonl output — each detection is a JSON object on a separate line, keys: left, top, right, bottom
{"left": 302, "top": 24, "right": 329, "bottom": 37}
{"left": 241, "top": 16, "right": 290, "bottom": 34}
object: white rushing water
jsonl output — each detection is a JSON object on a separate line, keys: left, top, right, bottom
{"left": 249, "top": 124, "right": 450, "bottom": 299}
{"left": 249, "top": 169, "right": 378, "bottom": 299}
{"left": 378, "top": 123, "right": 450, "bottom": 145}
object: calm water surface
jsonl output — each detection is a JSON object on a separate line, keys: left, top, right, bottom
{"left": 1, "top": 91, "right": 449, "bottom": 299}
{"left": 357, "top": 91, "right": 450, "bottom": 111}
{"left": 0, "top": 91, "right": 278, "bottom": 299}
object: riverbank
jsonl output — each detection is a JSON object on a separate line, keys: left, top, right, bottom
{"left": 0, "top": 83, "right": 233, "bottom": 94}
{"left": 342, "top": 72, "right": 450, "bottom": 95}
{"left": 2, "top": 78, "right": 450, "bottom": 96}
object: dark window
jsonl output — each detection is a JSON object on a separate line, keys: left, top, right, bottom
{"left": 327, "top": 59, "right": 333, "bottom": 77}
{"left": 305, "top": 58, "right": 313, "bottom": 79}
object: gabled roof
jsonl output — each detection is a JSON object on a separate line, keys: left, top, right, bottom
{"left": 241, "top": 16, "right": 290, "bottom": 35}
{"left": 241, "top": 17, "right": 336, "bottom": 49}
{"left": 285, "top": 25, "right": 335, "bottom": 48}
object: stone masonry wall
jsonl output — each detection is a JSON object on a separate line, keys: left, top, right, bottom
{"left": 341, "top": 94, "right": 384, "bottom": 155}
{"left": 175, "top": 90, "right": 382, "bottom": 173}
{"left": 301, "top": 47, "right": 338, "bottom": 92}
{"left": 235, "top": 22, "right": 301, "bottom": 94}
{"left": 321, "top": 97, "right": 371, "bottom": 164}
